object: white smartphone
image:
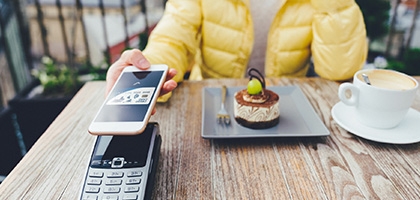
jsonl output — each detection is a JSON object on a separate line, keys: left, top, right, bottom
{"left": 88, "top": 64, "right": 168, "bottom": 135}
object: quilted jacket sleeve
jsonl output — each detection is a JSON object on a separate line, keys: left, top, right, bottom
{"left": 142, "top": 0, "right": 202, "bottom": 83}
{"left": 311, "top": 0, "right": 368, "bottom": 81}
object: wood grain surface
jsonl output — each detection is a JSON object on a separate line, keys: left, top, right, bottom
{"left": 0, "top": 77, "right": 420, "bottom": 200}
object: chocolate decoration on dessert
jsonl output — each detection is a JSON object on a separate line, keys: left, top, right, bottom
{"left": 248, "top": 68, "right": 266, "bottom": 89}
{"left": 245, "top": 68, "right": 268, "bottom": 103}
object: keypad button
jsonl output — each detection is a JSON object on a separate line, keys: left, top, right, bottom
{"left": 82, "top": 194, "right": 98, "bottom": 200}
{"left": 87, "top": 179, "right": 102, "bottom": 185}
{"left": 85, "top": 186, "right": 100, "bottom": 193}
{"left": 89, "top": 171, "right": 104, "bottom": 178}
{"left": 124, "top": 186, "right": 139, "bottom": 193}
{"left": 104, "top": 187, "right": 121, "bottom": 193}
{"left": 106, "top": 179, "right": 123, "bottom": 185}
{"left": 127, "top": 171, "right": 142, "bottom": 177}
{"left": 126, "top": 178, "right": 141, "bottom": 185}
{"left": 123, "top": 194, "right": 138, "bottom": 200}
{"left": 107, "top": 172, "right": 124, "bottom": 178}
{"left": 102, "top": 195, "right": 118, "bottom": 200}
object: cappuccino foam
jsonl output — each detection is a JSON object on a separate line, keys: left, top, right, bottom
{"left": 357, "top": 70, "right": 416, "bottom": 90}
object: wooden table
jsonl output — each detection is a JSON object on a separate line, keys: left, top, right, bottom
{"left": 1, "top": 77, "right": 420, "bottom": 199}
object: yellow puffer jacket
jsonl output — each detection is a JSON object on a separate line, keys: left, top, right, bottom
{"left": 143, "top": 0, "right": 367, "bottom": 83}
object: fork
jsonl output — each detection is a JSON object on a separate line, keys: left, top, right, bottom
{"left": 217, "top": 85, "right": 231, "bottom": 125}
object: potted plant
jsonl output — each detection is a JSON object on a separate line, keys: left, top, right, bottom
{"left": 31, "top": 56, "right": 82, "bottom": 98}
{"left": 8, "top": 56, "right": 107, "bottom": 150}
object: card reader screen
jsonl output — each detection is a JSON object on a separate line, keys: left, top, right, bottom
{"left": 90, "top": 125, "right": 154, "bottom": 168}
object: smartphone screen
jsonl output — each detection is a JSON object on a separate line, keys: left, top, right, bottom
{"left": 94, "top": 70, "right": 163, "bottom": 122}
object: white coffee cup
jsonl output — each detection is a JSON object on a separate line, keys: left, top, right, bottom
{"left": 338, "top": 69, "right": 418, "bottom": 129}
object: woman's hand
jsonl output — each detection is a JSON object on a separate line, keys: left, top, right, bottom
{"left": 106, "top": 49, "right": 177, "bottom": 95}
{"left": 105, "top": 49, "right": 178, "bottom": 114}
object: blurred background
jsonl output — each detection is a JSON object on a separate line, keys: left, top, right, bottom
{"left": 0, "top": 0, "right": 166, "bottom": 182}
{"left": 1, "top": 0, "right": 420, "bottom": 183}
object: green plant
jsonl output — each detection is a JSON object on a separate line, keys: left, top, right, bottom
{"left": 355, "top": 0, "right": 390, "bottom": 44}
{"left": 386, "top": 48, "right": 420, "bottom": 75}
{"left": 32, "top": 56, "right": 109, "bottom": 97}
{"left": 78, "top": 58, "right": 109, "bottom": 81}
{"left": 32, "top": 56, "right": 82, "bottom": 97}
{"left": 401, "top": 48, "right": 420, "bottom": 75}
{"left": 386, "top": 59, "right": 405, "bottom": 72}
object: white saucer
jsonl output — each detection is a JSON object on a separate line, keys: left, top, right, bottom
{"left": 331, "top": 102, "right": 420, "bottom": 144}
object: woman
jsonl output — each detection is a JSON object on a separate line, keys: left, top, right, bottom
{"left": 107, "top": 0, "right": 367, "bottom": 100}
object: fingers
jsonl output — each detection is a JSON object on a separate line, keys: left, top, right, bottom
{"left": 152, "top": 71, "right": 178, "bottom": 115}
{"left": 160, "top": 80, "right": 178, "bottom": 96}
{"left": 159, "top": 68, "right": 178, "bottom": 96}
{"left": 166, "top": 68, "right": 177, "bottom": 81}
{"left": 152, "top": 70, "right": 178, "bottom": 114}
{"left": 105, "top": 49, "right": 150, "bottom": 95}
{"left": 119, "top": 49, "right": 150, "bottom": 70}
{"left": 105, "top": 49, "right": 178, "bottom": 97}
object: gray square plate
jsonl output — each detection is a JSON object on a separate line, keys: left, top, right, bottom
{"left": 201, "top": 86, "right": 330, "bottom": 139}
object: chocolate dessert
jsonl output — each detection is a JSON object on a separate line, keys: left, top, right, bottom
{"left": 233, "top": 68, "right": 280, "bottom": 129}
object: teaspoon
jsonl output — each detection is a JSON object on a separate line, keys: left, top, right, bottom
{"left": 362, "top": 73, "right": 371, "bottom": 85}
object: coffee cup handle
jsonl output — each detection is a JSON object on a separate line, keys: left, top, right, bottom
{"left": 338, "top": 83, "right": 359, "bottom": 106}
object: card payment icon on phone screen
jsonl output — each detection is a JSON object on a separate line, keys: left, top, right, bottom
{"left": 107, "top": 87, "right": 155, "bottom": 105}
